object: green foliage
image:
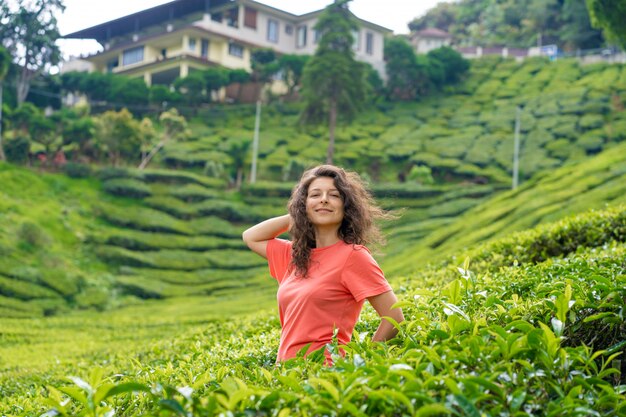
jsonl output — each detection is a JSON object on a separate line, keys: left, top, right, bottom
{"left": 410, "top": 0, "right": 604, "bottom": 50}
{"left": 102, "top": 178, "right": 152, "bottom": 198}
{"left": 470, "top": 205, "right": 626, "bottom": 267}
{"left": 33, "top": 231, "right": 626, "bottom": 416}
{"left": 0, "top": 0, "right": 65, "bottom": 104}
{"left": 279, "top": 54, "right": 310, "bottom": 94}
{"left": 251, "top": 48, "right": 280, "bottom": 84}
{"left": 17, "top": 221, "right": 50, "bottom": 249}
{"left": 427, "top": 46, "right": 470, "bottom": 85}
{"left": 300, "top": 0, "right": 368, "bottom": 163}
{"left": 94, "top": 108, "right": 146, "bottom": 166}
{"left": 586, "top": 0, "right": 626, "bottom": 48}
{"left": 384, "top": 37, "right": 429, "bottom": 100}
{"left": 3, "top": 132, "right": 30, "bottom": 163}
{"left": 63, "top": 162, "right": 92, "bottom": 178}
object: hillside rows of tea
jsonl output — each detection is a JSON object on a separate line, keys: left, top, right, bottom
{"left": 1, "top": 149, "right": 625, "bottom": 414}
{"left": 1, "top": 56, "right": 626, "bottom": 415}
{"left": 2, "top": 203, "right": 624, "bottom": 416}
{"left": 0, "top": 161, "right": 497, "bottom": 317}
{"left": 0, "top": 164, "right": 280, "bottom": 318}
{"left": 164, "top": 57, "right": 626, "bottom": 185}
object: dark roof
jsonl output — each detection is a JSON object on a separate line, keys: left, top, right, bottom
{"left": 62, "top": 0, "right": 231, "bottom": 43}
{"left": 412, "top": 28, "right": 452, "bottom": 39}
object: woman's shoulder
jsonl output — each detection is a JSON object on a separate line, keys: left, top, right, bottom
{"left": 340, "top": 241, "right": 373, "bottom": 257}
{"left": 268, "top": 238, "right": 292, "bottom": 252}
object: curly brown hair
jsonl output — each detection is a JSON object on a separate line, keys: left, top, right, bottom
{"left": 287, "top": 165, "right": 390, "bottom": 278}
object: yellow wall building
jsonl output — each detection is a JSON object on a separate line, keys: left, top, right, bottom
{"left": 64, "top": 0, "right": 392, "bottom": 87}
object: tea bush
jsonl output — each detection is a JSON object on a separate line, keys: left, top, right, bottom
{"left": 102, "top": 178, "right": 152, "bottom": 198}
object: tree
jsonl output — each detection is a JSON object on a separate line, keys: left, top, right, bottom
{"left": 95, "top": 108, "right": 143, "bottom": 166}
{"left": 586, "top": 0, "right": 626, "bottom": 48}
{"left": 149, "top": 84, "right": 181, "bottom": 109}
{"left": 250, "top": 49, "right": 280, "bottom": 84}
{"left": 384, "top": 37, "right": 422, "bottom": 100}
{"left": 279, "top": 54, "right": 309, "bottom": 95}
{"left": 174, "top": 72, "right": 206, "bottom": 112}
{"left": 0, "top": 0, "right": 65, "bottom": 104}
{"left": 0, "top": 46, "right": 10, "bottom": 161}
{"left": 300, "top": 0, "right": 368, "bottom": 164}
{"left": 560, "top": 0, "right": 603, "bottom": 50}
{"left": 227, "top": 69, "right": 251, "bottom": 102}
{"left": 57, "top": 107, "right": 97, "bottom": 161}
{"left": 138, "top": 109, "right": 188, "bottom": 170}
{"left": 427, "top": 46, "right": 470, "bottom": 85}
{"left": 203, "top": 67, "right": 230, "bottom": 101}
{"left": 408, "top": 2, "right": 457, "bottom": 32}
{"left": 110, "top": 77, "right": 149, "bottom": 115}
{"left": 221, "top": 137, "right": 251, "bottom": 189}
{"left": 11, "top": 102, "right": 56, "bottom": 158}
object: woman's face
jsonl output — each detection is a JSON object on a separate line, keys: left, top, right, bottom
{"left": 305, "top": 177, "right": 345, "bottom": 229}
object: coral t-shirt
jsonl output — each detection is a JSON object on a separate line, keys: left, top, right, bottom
{"left": 266, "top": 238, "right": 392, "bottom": 361}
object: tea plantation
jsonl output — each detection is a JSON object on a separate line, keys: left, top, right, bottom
{"left": 1, "top": 55, "right": 626, "bottom": 416}
{"left": 163, "top": 57, "right": 626, "bottom": 185}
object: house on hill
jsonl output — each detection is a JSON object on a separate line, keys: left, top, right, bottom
{"left": 410, "top": 28, "right": 452, "bottom": 54}
{"left": 62, "top": 0, "right": 391, "bottom": 88}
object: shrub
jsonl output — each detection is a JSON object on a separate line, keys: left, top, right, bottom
{"left": 17, "top": 222, "right": 50, "bottom": 249}
{"left": 577, "top": 130, "right": 605, "bottom": 153}
{"left": 39, "top": 269, "right": 80, "bottom": 297}
{"left": 142, "top": 169, "right": 225, "bottom": 188}
{"left": 4, "top": 133, "right": 31, "bottom": 164}
{"left": 0, "top": 274, "right": 61, "bottom": 300}
{"left": 579, "top": 114, "right": 605, "bottom": 130}
{"left": 63, "top": 162, "right": 92, "bottom": 178}
{"left": 241, "top": 181, "right": 294, "bottom": 198}
{"left": 102, "top": 178, "right": 152, "bottom": 198}
{"left": 97, "top": 204, "right": 190, "bottom": 234}
{"left": 97, "top": 167, "right": 144, "bottom": 181}
{"left": 471, "top": 205, "right": 625, "bottom": 268}
{"left": 102, "top": 229, "right": 244, "bottom": 251}
{"left": 408, "top": 165, "right": 434, "bottom": 185}
{"left": 545, "top": 138, "right": 573, "bottom": 159}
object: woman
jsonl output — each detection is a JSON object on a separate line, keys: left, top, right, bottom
{"left": 242, "top": 165, "right": 404, "bottom": 362}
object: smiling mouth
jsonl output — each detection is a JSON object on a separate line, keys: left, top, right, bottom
{"left": 316, "top": 209, "right": 333, "bottom": 213}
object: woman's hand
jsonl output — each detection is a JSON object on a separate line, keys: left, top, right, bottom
{"left": 368, "top": 290, "right": 404, "bottom": 341}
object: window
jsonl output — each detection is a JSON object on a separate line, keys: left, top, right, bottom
{"left": 267, "top": 19, "right": 279, "bottom": 43}
{"left": 160, "top": 48, "right": 167, "bottom": 59}
{"left": 122, "top": 46, "right": 144, "bottom": 66}
{"left": 188, "top": 37, "right": 196, "bottom": 51}
{"left": 296, "top": 25, "right": 307, "bottom": 48}
{"left": 352, "top": 29, "right": 360, "bottom": 51}
{"left": 228, "top": 42, "right": 244, "bottom": 58}
{"left": 226, "top": 7, "right": 239, "bottom": 28}
{"left": 366, "top": 32, "right": 374, "bottom": 55}
{"left": 201, "top": 39, "right": 209, "bottom": 58}
{"left": 106, "top": 58, "right": 118, "bottom": 73}
{"left": 244, "top": 7, "right": 257, "bottom": 29}
{"left": 313, "top": 29, "right": 321, "bottom": 44}
{"left": 285, "top": 24, "right": 293, "bottom": 35}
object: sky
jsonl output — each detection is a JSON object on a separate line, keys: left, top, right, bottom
{"left": 56, "top": 0, "right": 443, "bottom": 59}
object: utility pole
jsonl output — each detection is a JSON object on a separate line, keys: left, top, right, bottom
{"left": 250, "top": 99, "right": 261, "bottom": 183}
{"left": 512, "top": 106, "right": 521, "bottom": 190}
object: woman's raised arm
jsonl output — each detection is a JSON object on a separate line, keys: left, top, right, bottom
{"left": 242, "top": 214, "right": 291, "bottom": 259}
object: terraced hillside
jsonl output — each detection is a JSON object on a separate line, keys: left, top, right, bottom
{"left": 163, "top": 57, "right": 626, "bottom": 184}
{"left": 2, "top": 204, "right": 624, "bottom": 416}
{"left": 384, "top": 140, "right": 626, "bottom": 275}
{"left": 0, "top": 164, "right": 278, "bottom": 318}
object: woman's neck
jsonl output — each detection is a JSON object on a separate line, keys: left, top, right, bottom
{"left": 314, "top": 227, "right": 341, "bottom": 248}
